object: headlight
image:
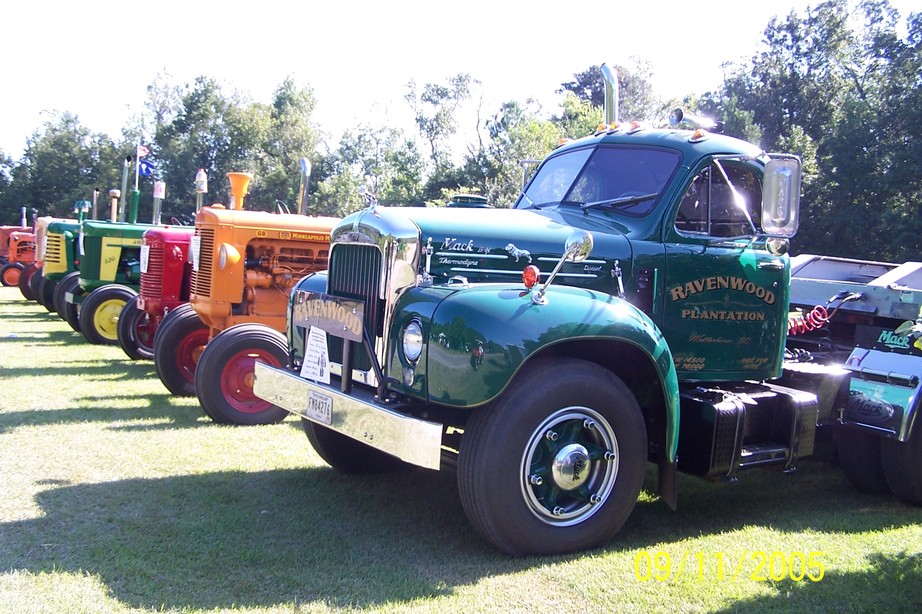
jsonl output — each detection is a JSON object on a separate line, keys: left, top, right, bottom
{"left": 402, "top": 319, "right": 423, "bottom": 364}
{"left": 218, "top": 243, "right": 241, "bottom": 270}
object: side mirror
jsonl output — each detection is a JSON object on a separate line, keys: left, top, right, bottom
{"left": 761, "top": 157, "right": 801, "bottom": 237}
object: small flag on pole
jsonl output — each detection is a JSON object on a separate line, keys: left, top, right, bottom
{"left": 138, "top": 159, "right": 156, "bottom": 177}
{"left": 137, "top": 144, "right": 150, "bottom": 158}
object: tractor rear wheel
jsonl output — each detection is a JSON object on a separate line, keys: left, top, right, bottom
{"left": 195, "top": 324, "right": 289, "bottom": 425}
{"left": 53, "top": 272, "right": 82, "bottom": 332}
{"left": 153, "top": 303, "right": 209, "bottom": 396}
{"left": 1, "top": 262, "right": 24, "bottom": 287}
{"left": 117, "top": 298, "right": 156, "bottom": 360}
{"left": 79, "top": 284, "right": 137, "bottom": 345}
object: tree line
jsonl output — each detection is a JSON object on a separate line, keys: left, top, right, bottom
{"left": 0, "top": 0, "right": 918, "bottom": 262}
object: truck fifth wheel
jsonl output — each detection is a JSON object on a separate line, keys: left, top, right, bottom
{"left": 250, "top": 65, "right": 922, "bottom": 556}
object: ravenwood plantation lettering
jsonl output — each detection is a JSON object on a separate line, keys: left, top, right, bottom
{"left": 670, "top": 276, "right": 776, "bottom": 305}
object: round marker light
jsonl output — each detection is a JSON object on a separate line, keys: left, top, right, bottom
{"left": 218, "top": 243, "right": 241, "bottom": 270}
{"left": 403, "top": 319, "right": 423, "bottom": 364}
{"left": 522, "top": 265, "right": 541, "bottom": 289}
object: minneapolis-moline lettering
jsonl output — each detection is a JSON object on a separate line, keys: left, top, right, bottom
{"left": 292, "top": 232, "right": 329, "bottom": 241}
{"left": 681, "top": 309, "right": 766, "bottom": 321}
{"left": 670, "top": 276, "right": 775, "bottom": 305}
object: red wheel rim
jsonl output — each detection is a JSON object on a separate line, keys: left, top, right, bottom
{"left": 176, "top": 328, "right": 210, "bottom": 383}
{"left": 220, "top": 348, "right": 283, "bottom": 413}
{"left": 135, "top": 313, "right": 156, "bottom": 350}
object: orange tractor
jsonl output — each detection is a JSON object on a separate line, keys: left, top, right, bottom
{"left": 153, "top": 165, "right": 338, "bottom": 425}
{"left": 1, "top": 208, "right": 37, "bottom": 288}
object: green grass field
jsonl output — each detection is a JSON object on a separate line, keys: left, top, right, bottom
{"left": 1, "top": 285, "right": 920, "bottom": 613}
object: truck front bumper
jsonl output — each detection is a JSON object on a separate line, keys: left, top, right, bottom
{"left": 253, "top": 362, "right": 444, "bottom": 470}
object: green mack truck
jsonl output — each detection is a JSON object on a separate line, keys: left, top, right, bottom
{"left": 252, "top": 66, "right": 919, "bottom": 556}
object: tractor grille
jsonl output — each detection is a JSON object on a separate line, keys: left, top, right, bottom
{"left": 141, "top": 243, "right": 165, "bottom": 301}
{"left": 36, "top": 226, "right": 47, "bottom": 260}
{"left": 327, "top": 243, "right": 383, "bottom": 371}
{"left": 190, "top": 228, "right": 215, "bottom": 298}
{"left": 45, "top": 234, "right": 65, "bottom": 268}
{"left": 81, "top": 236, "right": 102, "bottom": 278}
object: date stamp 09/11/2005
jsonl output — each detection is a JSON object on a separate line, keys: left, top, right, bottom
{"left": 634, "top": 550, "right": 825, "bottom": 583}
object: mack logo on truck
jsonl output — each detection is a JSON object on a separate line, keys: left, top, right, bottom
{"left": 878, "top": 330, "right": 911, "bottom": 350}
{"left": 441, "top": 238, "right": 476, "bottom": 253}
{"left": 670, "top": 276, "right": 776, "bottom": 305}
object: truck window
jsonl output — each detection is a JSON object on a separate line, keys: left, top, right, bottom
{"left": 675, "top": 164, "right": 762, "bottom": 237}
{"left": 518, "top": 146, "right": 680, "bottom": 215}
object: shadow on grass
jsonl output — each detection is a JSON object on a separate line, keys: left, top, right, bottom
{"left": 0, "top": 359, "right": 157, "bottom": 380}
{"left": 3, "top": 459, "right": 922, "bottom": 611}
{"left": 0, "top": 393, "right": 209, "bottom": 433}
{"left": 711, "top": 551, "right": 922, "bottom": 613}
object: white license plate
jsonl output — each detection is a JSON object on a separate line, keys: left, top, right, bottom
{"left": 306, "top": 389, "right": 333, "bottom": 425}
{"left": 140, "top": 244, "right": 150, "bottom": 274}
{"left": 65, "top": 291, "right": 74, "bottom": 303}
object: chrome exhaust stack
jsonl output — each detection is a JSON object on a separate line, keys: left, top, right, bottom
{"left": 601, "top": 63, "right": 619, "bottom": 125}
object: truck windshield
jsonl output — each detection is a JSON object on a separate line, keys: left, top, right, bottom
{"left": 516, "top": 145, "right": 681, "bottom": 216}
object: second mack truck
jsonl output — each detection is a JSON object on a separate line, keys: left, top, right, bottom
{"left": 253, "top": 66, "right": 920, "bottom": 555}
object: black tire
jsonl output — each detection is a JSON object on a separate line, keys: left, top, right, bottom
{"left": 837, "top": 428, "right": 890, "bottom": 495}
{"left": 79, "top": 284, "right": 138, "bottom": 345}
{"left": 303, "top": 419, "right": 407, "bottom": 473}
{"left": 153, "top": 303, "right": 209, "bottom": 396}
{"left": 35, "top": 274, "right": 57, "bottom": 312}
{"left": 19, "top": 263, "right": 39, "bottom": 301}
{"left": 881, "top": 424, "right": 922, "bottom": 505}
{"left": 53, "top": 272, "right": 82, "bottom": 331}
{"left": 116, "top": 298, "right": 155, "bottom": 360}
{"left": 1, "top": 262, "right": 24, "bottom": 287}
{"left": 458, "top": 358, "right": 647, "bottom": 556}
{"left": 194, "top": 324, "right": 290, "bottom": 425}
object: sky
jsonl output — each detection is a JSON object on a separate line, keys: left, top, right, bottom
{"left": 1, "top": 0, "right": 918, "bottom": 162}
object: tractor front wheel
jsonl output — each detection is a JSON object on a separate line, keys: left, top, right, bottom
{"left": 117, "top": 298, "right": 156, "bottom": 360}
{"left": 35, "top": 274, "right": 57, "bottom": 312}
{"left": 194, "top": 324, "right": 289, "bottom": 425}
{"left": 79, "top": 284, "right": 137, "bottom": 345}
{"left": 1, "top": 262, "right": 24, "bottom": 287}
{"left": 53, "top": 272, "right": 82, "bottom": 332}
{"left": 153, "top": 303, "right": 209, "bottom": 396}
{"left": 18, "top": 263, "right": 39, "bottom": 301}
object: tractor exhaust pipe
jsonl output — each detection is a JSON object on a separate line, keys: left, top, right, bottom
{"left": 227, "top": 172, "right": 253, "bottom": 210}
{"left": 297, "top": 158, "right": 312, "bottom": 216}
{"left": 601, "top": 63, "right": 619, "bottom": 125}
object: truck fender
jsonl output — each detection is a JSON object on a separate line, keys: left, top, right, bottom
{"left": 417, "top": 284, "right": 680, "bottom": 462}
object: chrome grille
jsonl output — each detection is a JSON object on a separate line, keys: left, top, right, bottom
{"left": 191, "top": 228, "right": 215, "bottom": 298}
{"left": 328, "top": 244, "right": 382, "bottom": 371}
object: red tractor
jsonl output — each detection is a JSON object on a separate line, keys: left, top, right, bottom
{"left": 117, "top": 225, "right": 195, "bottom": 360}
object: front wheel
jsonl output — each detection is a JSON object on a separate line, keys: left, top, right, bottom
{"left": 194, "top": 324, "right": 289, "bottom": 425}
{"left": 458, "top": 358, "right": 647, "bottom": 556}
{"left": 153, "top": 303, "right": 209, "bottom": 396}
{"left": 117, "top": 298, "right": 156, "bottom": 360}
{"left": 837, "top": 427, "right": 889, "bottom": 494}
{"left": 79, "top": 284, "right": 138, "bottom": 345}
{"left": 53, "top": 272, "right": 82, "bottom": 331}
{"left": 18, "top": 263, "right": 39, "bottom": 301}
{"left": 1, "top": 262, "right": 24, "bottom": 287}
{"left": 35, "top": 274, "right": 57, "bottom": 312}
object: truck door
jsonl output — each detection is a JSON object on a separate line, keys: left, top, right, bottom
{"left": 661, "top": 160, "right": 788, "bottom": 381}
